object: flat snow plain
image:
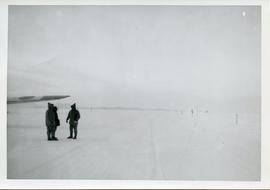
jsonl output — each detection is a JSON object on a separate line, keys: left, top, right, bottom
{"left": 7, "top": 105, "right": 260, "bottom": 180}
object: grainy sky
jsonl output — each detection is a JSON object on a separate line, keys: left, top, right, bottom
{"left": 8, "top": 6, "right": 261, "bottom": 109}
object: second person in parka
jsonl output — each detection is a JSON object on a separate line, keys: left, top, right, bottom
{"left": 66, "top": 103, "right": 80, "bottom": 139}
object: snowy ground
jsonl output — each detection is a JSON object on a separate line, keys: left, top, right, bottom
{"left": 7, "top": 105, "right": 260, "bottom": 180}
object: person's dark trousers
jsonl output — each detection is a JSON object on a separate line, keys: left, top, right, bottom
{"left": 68, "top": 123, "right": 78, "bottom": 139}
{"left": 51, "top": 126, "right": 58, "bottom": 140}
{"left": 68, "top": 124, "right": 73, "bottom": 138}
{"left": 47, "top": 126, "right": 52, "bottom": 140}
{"left": 73, "top": 123, "right": 78, "bottom": 139}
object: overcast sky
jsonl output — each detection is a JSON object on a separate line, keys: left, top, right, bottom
{"left": 8, "top": 6, "right": 261, "bottom": 109}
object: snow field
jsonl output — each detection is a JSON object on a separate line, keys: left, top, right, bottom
{"left": 7, "top": 107, "right": 260, "bottom": 180}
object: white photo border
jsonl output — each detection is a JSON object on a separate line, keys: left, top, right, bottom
{"left": 0, "top": 0, "right": 269, "bottom": 189}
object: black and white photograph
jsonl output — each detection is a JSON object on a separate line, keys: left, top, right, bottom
{"left": 1, "top": 0, "right": 270, "bottom": 189}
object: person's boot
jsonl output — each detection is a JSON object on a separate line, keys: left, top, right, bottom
{"left": 51, "top": 131, "right": 58, "bottom": 140}
{"left": 47, "top": 132, "right": 52, "bottom": 141}
{"left": 67, "top": 131, "right": 73, "bottom": 139}
{"left": 52, "top": 136, "right": 58, "bottom": 141}
{"left": 73, "top": 131, "right": 77, "bottom": 139}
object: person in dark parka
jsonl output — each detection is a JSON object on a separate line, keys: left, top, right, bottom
{"left": 66, "top": 103, "right": 80, "bottom": 139}
{"left": 53, "top": 106, "right": 60, "bottom": 140}
{"left": 45, "top": 103, "right": 56, "bottom": 141}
